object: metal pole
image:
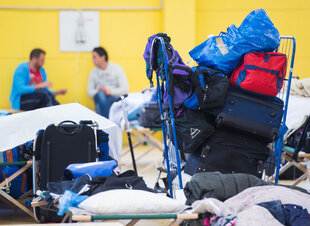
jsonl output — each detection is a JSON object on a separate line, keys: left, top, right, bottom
{"left": 275, "top": 36, "right": 296, "bottom": 183}
{"left": 157, "top": 37, "right": 183, "bottom": 189}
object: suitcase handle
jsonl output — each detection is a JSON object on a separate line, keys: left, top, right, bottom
{"left": 58, "top": 120, "right": 77, "bottom": 126}
{"left": 57, "top": 120, "right": 81, "bottom": 135}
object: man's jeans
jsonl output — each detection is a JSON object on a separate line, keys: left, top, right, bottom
{"left": 20, "top": 90, "right": 59, "bottom": 110}
{"left": 94, "top": 91, "right": 118, "bottom": 118}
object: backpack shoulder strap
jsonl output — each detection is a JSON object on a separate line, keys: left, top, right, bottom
{"left": 173, "top": 65, "right": 193, "bottom": 73}
{"left": 293, "top": 115, "right": 310, "bottom": 159}
{"left": 195, "top": 66, "right": 227, "bottom": 77}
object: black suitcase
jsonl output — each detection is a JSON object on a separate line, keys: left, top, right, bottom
{"left": 33, "top": 120, "right": 98, "bottom": 223}
{"left": 137, "top": 103, "right": 161, "bottom": 128}
{"left": 184, "top": 127, "right": 270, "bottom": 178}
{"left": 38, "top": 121, "right": 97, "bottom": 189}
{"left": 212, "top": 87, "right": 284, "bottom": 142}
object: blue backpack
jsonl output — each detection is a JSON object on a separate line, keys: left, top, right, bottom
{"left": 184, "top": 66, "right": 230, "bottom": 110}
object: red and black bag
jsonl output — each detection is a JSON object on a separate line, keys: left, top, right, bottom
{"left": 230, "top": 52, "right": 287, "bottom": 96}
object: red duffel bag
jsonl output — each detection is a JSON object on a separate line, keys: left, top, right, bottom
{"left": 230, "top": 52, "right": 287, "bottom": 96}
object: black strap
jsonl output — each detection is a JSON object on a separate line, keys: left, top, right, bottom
{"left": 195, "top": 67, "right": 227, "bottom": 76}
{"left": 148, "top": 68, "right": 154, "bottom": 87}
{"left": 46, "top": 141, "right": 51, "bottom": 183}
{"left": 98, "top": 152, "right": 106, "bottom": 157}
{"left": 156, "top": 33, "right": 171, "bottom": 44}
{"left": 173, "top": 65, "right": 193, "bottom": 73}
{"left": 168, "top": 65, "right": 175, "bottom": 112}
{"left": 190, "top": 69, "right": 203, "bottom": 89}
{"left": 293, "top": 116, "right": 310, "bottom": 159}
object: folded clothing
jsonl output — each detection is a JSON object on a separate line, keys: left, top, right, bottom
{"left": 258, "top": 200, "right": 310, "bottom": 226}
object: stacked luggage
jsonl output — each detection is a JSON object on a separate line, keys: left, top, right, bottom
{"left": 144, "top": 9, "right": 289, "bottom": 180}
{"left": 185, "top": 10, "right": 288, "bottom": 178}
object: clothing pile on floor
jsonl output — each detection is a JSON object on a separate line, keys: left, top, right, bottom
{"left": 183, "top": 172, "right": 310, "bottom": 226}
{"left": 40, "top": 170, "right": 310, "bottom": 225}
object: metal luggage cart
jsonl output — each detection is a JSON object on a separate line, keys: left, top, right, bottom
{"left": 272, "top": 36, "right": 296, "bottom": 183}
{"left": 148, "top": 36, "right": 184, "bottom": 198}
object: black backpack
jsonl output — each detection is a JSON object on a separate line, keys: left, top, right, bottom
{"left": 173, "top": 109, "right": 214, "bottom": 153}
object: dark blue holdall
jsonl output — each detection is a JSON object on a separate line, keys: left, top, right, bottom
{"left": 214, "top": 87, "right": 284, "bottom": 142}
{"left": 184, "top": 66, "right": 230, "bottom": 111}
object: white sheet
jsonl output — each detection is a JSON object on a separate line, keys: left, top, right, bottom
{"left": 284, "top": 94, "right": 310, "bottom": 140}
{"left": 0, "top": 103, "right": 122, "bottom": 161}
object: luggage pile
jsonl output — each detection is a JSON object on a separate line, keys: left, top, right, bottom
{"left": 144, "top": 9, "right": 288, "bottom": 178}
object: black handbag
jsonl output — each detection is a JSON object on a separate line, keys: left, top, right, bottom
{"left": 85, "top": 170, "right": 154, "bottom": 195}
{"left": 173, "top": 109, "right": 214, "bottom": 153}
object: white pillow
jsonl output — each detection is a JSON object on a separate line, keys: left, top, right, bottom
{"left": 78, "top": 189, "right": 185, "bottom": 214}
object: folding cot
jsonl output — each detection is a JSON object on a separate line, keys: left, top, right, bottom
{"left": 0, "top": 111, "right": 34, "bottom": 219}
{"left": 275, "top": 146, "right": 310, "bottom": 186}
{"left": 0, "top": 103, "right": 123, "bottom": 221}
{"left": 121, "top": 125, "right": 164, "bottom": 173}
{"left": 69, "top": 212, "right": 198, "bottom": 226}
{"left": 116, "top": 92, "right": 164, "bottom": 174}
{"left": 0, "top": 160, "right": 34, "bottom": 219}
{"left": 270, "top": 114, "right": 310, "bottom": 186}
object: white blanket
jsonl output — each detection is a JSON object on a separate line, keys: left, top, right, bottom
{"left": 109, "top": 88, "right": 156, "bottom": 129}
{"left": 284, "top": 94, "right": 310, "bottom": 140}
{"left": 289, "top": 78, "right": 310, "bottom": 97}
{"left": 191, "top": 186, "right": 310, "bottom": 225}
{"left": 0, "top": 103, "right": 122, "bottom": 161}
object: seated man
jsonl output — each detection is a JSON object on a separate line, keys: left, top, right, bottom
{"left": 87, "top": 47, "right": 129, "bottom": 118}
{"left": 9, "top": 48, "right": 67, "bottom": 110}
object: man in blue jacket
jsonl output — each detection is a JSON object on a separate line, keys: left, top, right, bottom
{"left": 9, "top": 48, "right": 67, "bottom": 110}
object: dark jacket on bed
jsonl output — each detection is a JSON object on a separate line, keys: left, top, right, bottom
{"left": 184, "top": 172, "right": 309, "bottom": 205}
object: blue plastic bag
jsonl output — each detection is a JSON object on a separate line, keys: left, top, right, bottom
{"left": 189, "top": 9, "right": 280, "bottom": 75}
{"left": 64, "top": 160, "right": 117, "bottom": 179}
{"left": 57, "top": 190, "right": 88, "bottom": 216}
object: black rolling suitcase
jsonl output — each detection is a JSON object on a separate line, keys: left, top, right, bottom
{"left": 33, "top": 120, "right": 99, "bottom": 223}
{"left": 213, "top": 87, "right": 284, "bottom": 142}
{"left": 184, "top": 127, "right": 270, "bottom": 178}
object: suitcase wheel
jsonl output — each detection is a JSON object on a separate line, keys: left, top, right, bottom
{"left": 272, "top": 133, "right": 278, "bottom": 142}
{"left": 215, "top": 116, "right": 223, "bottom": 127}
